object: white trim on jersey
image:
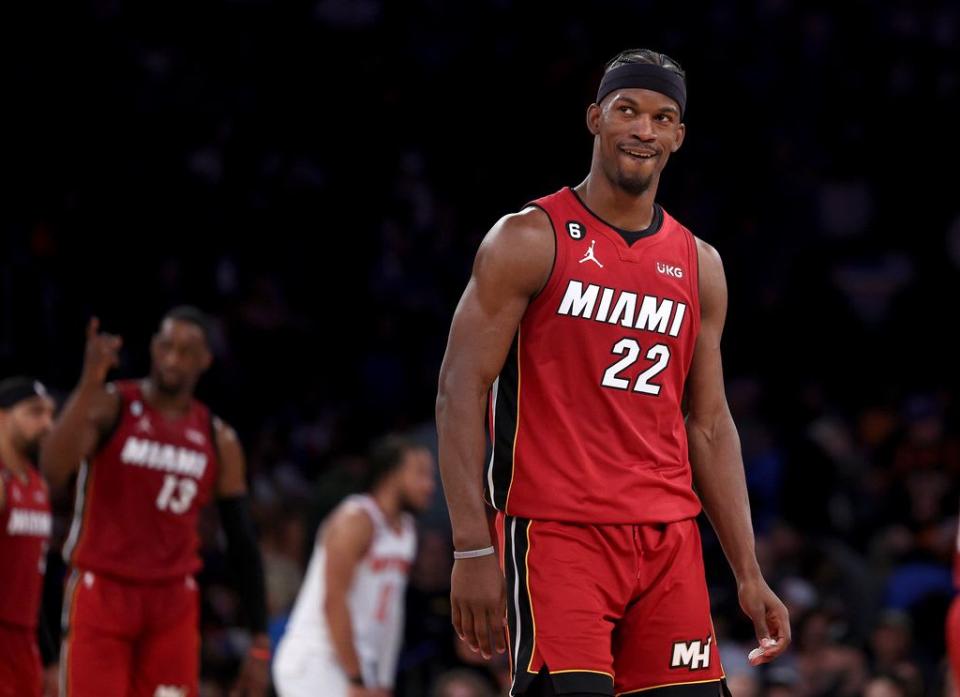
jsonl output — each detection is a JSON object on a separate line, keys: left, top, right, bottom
{"left": 62, "top": 460, "right": 89, "bottom": 561}
{"left": 487, "top": 377, "right": 500, "bottom": 508}
{"left": 510, "top": 517, "right": 522, "bottom": 697}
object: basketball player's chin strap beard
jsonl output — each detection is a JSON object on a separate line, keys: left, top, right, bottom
{"left": 218, "top": 495, "right": 268, "bottom": 637}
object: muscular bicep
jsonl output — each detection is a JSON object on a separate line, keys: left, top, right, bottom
{"left": 442, "top": 279, "right": 528, "bottom": 392}
{"left": 439, "top": 209, "right": 554, "bottom": 393}
{"left": 685, "top": 239, "right": 730, "bottom": 426}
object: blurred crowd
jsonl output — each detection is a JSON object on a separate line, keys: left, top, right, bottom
{"left": 4, "top": 0, "right": 959, "bottom": 695}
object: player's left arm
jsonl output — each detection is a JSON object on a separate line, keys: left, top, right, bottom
{"left": 684, "top": 238, "right": 791, "bottom": 665}
{"left": 214, "top": 417, "right": 270, "bottom": 697}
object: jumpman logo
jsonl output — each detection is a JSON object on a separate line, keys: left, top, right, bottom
{"left": 579, "top": 239, "right": 603, "bottom": 268}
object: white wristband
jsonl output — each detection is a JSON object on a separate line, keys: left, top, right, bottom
{"left": 453, "top": 545, "right": 495, "bottom": 560}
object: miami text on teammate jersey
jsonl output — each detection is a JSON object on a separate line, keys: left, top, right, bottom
{"left": 6, "top": 508, "right": 52, "bottom": 536}
{"left": 119, "top": 436, "right": 208, "bottom": 478}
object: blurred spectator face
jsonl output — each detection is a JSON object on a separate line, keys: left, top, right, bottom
{"left": 431, "top": 668, "right": 495, "bottom": 697}
{"left": 587, "top": 88, "right": 685, "bottom": 196}
{"left": 398, "top": 446, "right": 436, "bottom": 513}
{"left": 858, "top": 406, "right": 897, "bottom": 450}
{"left": 863, "top": 676, "right": 906, "bottom": 697}
{"left": 725, "top": 674, "right": 760, "bottom": 697}
{"left": 150, "top": 319, "right": 212, "bottom": 394}
{"left": 870, "top": 611, "right": 912, "bottom": 667}
{"left": 871, "top": 623, "right": 910, "bottom": 665}
{"left": 799, "top": 610, "right": 831, "bottom": 650}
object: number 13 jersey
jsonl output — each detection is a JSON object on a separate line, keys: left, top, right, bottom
{"left": 64, "top": 380, "right": 219, "bottom": 581}
{"left": 486, "top": 187, "right": 703, "bottom": 524}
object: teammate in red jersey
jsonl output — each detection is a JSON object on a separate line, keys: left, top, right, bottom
{"left": 0, "top": 377, "right": 57, "bottom": 697}
{"left": 947, "top": 513, "right": 960, "bottom": 692}
{"left": 436, "top": 49, "right": 791, "bottom": 696}
{"left": 41, "top": 307, "right": 269, "bottom": 697}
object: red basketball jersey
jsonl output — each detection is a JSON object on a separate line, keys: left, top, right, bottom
{"left": 64, "top": 380, "right": 219, "bottom": 581}
{"left": 486, "top": 187, "right": 703, "bottom": 524}
{"left": 0, "top": 464, "right": 51, "bottom": 629}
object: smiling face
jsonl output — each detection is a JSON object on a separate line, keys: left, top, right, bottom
{"left": 587, "top": 87, "right": 686, "bottom": 196}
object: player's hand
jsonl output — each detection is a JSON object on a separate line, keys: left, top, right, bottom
{"left": 229, "top": 639, "right": 270, "bottom": 697}
{"left": 80, "top": 317, "right": 122, "bottom": 387}
{"left": 450, "top": 552, "right": 507, "bottom": 660}
{"left": 738, "top": 575, "right": 791, "bottom": 665}
{"left": 42, "top": 664, "right": 59, "bottom": 697}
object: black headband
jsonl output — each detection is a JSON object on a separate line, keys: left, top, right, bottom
{"left": 596, "top": 63, "right": 687, "bottom": 117}
{"left": 0, "top": 377, "right": 49, "bottom": 409}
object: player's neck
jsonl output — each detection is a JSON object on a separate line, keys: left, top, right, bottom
{"left": 0, "top": 440, "right": 30, "bottom": 481}
{"left": 141, "top": 379, "right": 193, "bottom": 418}
{"left": 576, "top": 173, "right": 658, "bottom": 231}
{"left": 370, "top": 488, "right": 404, "bottom": 531}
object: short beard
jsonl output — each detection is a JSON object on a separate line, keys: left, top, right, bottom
{"left": 615, "top": 169, "right": 653, "bottom": 196}
{"left": 18, "top": 438, "right": 41, "bottom": 465}
{"left": 400, "top": 497, "right": 425, "bottom": 516}
{"left": 601, "top": 153, "right": 654, "bottom": 197}
{"left": 153, "top": 375, "right": 186, "bottom": 396}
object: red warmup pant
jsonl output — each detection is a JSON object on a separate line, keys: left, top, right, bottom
{"left": 0, "top": 622, "right": 42, "bottom": 697}
{"left": 60, "top": 568, "right": 200, "bottom": 697}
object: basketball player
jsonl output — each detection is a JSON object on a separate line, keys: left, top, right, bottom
{"left": 0, "top": 377, "right": 57, "bottom": 697}
{"left": 272, "top": 435, "right": 436, "bottom": 697}
{"left": 40, "top": 308, "right": 269, "bottom": 697}
{"left": 436, "top": 49, "right": 791, "bottom": 696}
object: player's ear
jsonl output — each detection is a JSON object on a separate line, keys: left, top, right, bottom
{"left": 199, "top": 346, "right": 213, "bottom": 372}
{"left": 586, "top": 103, "right": 602, "bottom": 136}
{"left": 671, "top": 122, "right": 686, "bottom": 152}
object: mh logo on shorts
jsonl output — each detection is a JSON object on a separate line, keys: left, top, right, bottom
{"left": 670, "top": 635, "right": 712, "bottom": 671}
{"left": 154, "top": 686, "right": 186, "bottom": 697}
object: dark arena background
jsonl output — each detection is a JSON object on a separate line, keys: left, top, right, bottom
{"left": 4, "top": 1, "right": 960, "bottom": 695}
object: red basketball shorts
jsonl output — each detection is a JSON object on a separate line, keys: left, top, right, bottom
{"left": 60, "top": 569, "right": 200, "bottom": 697}
{"left": 496, "top": 514, "right": 725, "bottom": 696}
{"left": 0, "top": 622, "right": 42, "bottom": 697}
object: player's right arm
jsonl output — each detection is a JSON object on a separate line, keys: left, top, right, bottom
{"left": 39, "top": 318, "right": 121, "bottom": 492}
{"left": 436, "top": 207, "right": 554, "bottom": 660}
{"left": 322, "top": 506, "right": 383, "bottom": 695}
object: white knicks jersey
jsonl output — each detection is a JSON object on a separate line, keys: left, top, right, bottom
{"left": 279, "top": 494, "right": 416, "bottom": 689}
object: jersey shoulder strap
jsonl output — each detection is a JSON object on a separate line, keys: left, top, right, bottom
{"left": 344, "top": 494, "right": 386, "bottom": 532}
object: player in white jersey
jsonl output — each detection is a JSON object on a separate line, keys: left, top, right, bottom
{"left": 274, "top": 435, "right": 436, "bottom": 697}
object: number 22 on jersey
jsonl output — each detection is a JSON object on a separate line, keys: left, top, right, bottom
{"left": 601, "top": 338, "right": 671, "bottom": 395}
